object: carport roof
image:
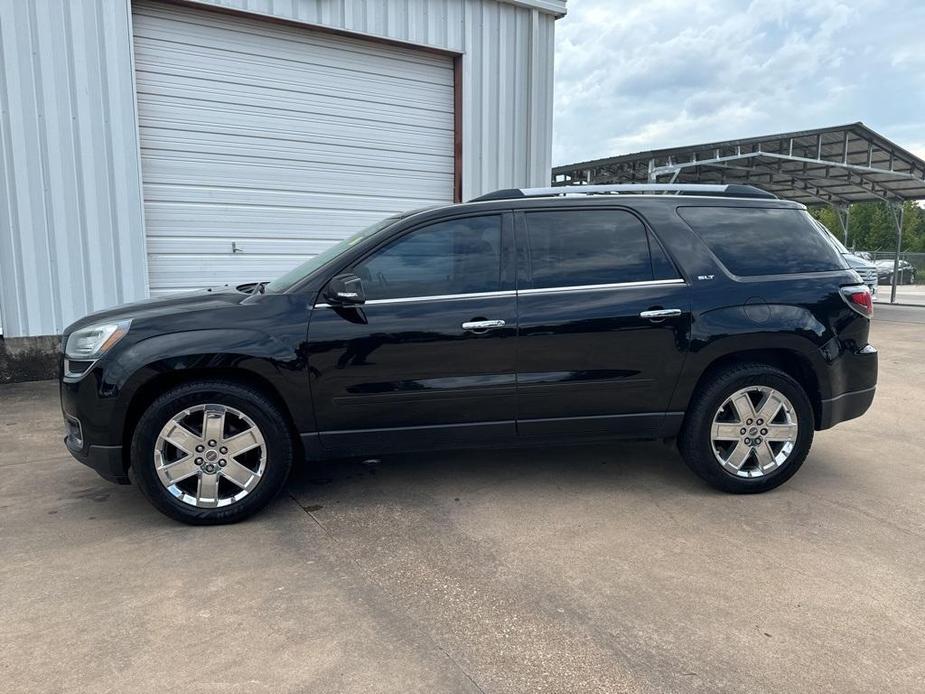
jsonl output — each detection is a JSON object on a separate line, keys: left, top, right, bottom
{"left": 552, "top": 123, "right": 925, "bottom": 206}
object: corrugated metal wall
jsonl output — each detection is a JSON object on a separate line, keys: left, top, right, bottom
{"left": 0, "top": 0, "right": 561, "bottom": 337}
{"left": 0, "top": 0, "right": 149, "bottom": 339}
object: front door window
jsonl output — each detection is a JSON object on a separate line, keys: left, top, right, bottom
{"left": 354, "top": 216, "right": 503, "bottom": 300}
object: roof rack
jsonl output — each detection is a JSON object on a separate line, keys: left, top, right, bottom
{"left": 470, "top": 183, "right": 778, "bottom": 202}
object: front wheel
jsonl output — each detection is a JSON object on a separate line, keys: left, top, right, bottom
{"left": 679, "top": 364, "right": 814, "bottom": 493}
{"left": 131, "top": 381, "right": 294, "bottom": 524}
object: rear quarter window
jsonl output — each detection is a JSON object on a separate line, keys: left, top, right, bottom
{"left": 677, "top": 207, "right": 847, "bottom": 276}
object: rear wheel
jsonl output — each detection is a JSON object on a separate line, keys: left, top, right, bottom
{"left": 131, "top": 381, "right": 293, "bottom": 524}
{"left": 679, "top": 364, "right": 814, "bottom": 493}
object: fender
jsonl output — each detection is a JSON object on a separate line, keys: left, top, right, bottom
{"left": 99, "top": 327, "right": 313, "bottom": 443}
{"left": 668, "top": 303, "right": 832, "bottom": 411}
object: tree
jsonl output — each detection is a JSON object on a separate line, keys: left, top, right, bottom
{"left": 810, "top": 201, "right": 925, "bottom": 253}
{"left": 809, "top": 206, "right": 840, "bottom": 236}
{"left": 901, "top": 201, "right": 925, "bottom": 252}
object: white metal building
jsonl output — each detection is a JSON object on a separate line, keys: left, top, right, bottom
{"left": 0, "top": 0, "right": 565, "bottom": 338}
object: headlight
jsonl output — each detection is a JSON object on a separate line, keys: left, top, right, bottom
{"left": 64, "top": 320, "right": 131, "bottom": 360}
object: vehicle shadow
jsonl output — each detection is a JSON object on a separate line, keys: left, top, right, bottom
{"left": 285, "top": 438, "right": 711, "bottom": 510}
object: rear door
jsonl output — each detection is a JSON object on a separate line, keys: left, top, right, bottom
{"left": 515, "top": 207, "right": 691, "bottom": 437}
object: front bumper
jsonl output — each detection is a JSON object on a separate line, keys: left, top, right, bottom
{"left": 60, "top": 361, "right": 130, "bottom": 484}
{"left": 64, "top": 433, "right": 129, "bottom": 485}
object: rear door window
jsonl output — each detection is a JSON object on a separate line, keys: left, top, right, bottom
{"left": 678, "top": 207, "right": 846, "bottom": 276}
{"left": 524, "top": 209, "right": 672, "bottom": 288}
{"left": 649, "top": 231, "right": 681, "bottom": 280}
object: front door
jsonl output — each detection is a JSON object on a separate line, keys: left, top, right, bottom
{"left": 307, "top": 213, "right": 516, "bottom": 456}
{"left": 515, "top": 207, "right": 691, "bottom": 437}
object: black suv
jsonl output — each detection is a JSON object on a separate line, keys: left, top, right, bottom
{"left": 60, "top": 184, "right": 877, "bottom": 524}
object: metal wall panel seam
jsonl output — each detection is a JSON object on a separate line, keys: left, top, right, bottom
{"left": 35, "top": 1, "right": 77, "bottom": 329}
{"left": 0, "top": 7, "right": 25, "bottom": 335}
{"left": 94, "top": 0, "right": 125, "bottom": 303}
{"left": 61, "top": 0, "right": 95, "bottom": 324}
{"left": 129, "top": 0, "right": 153, "bottom": 296}
{"left": 27, "top": 1, "right": 62, "bottom": 331}
{"left": 111, "top": 1, "right": 150, "bottom": 299}
{"left": 1, "top": 1, "right": 42, "bottom": 336}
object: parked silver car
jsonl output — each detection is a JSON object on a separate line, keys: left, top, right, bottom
{"left": 815, "top": 222, "right": 878, "bottom": 297}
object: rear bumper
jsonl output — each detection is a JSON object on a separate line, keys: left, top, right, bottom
{"left": 818, "top": 385, "right": 876, "bottom": 430}
{"left": 815, "top": 337, "right": 877, "bottom": 430}
{"left": 64, "top": 435, "right": 129, "bottom": 485}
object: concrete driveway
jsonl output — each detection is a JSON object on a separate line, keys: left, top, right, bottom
{"left": 1, "top": 305, "right": 923, "bottom": 693}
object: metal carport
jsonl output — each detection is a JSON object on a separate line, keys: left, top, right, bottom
{"left": 552, "top": 123, "right": 925, "bottom": 303}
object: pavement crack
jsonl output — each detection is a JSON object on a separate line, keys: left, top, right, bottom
{"left": 289, "top": 493, "right": 334, "bottom": 538}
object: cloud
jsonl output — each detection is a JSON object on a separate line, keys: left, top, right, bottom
{"left": 553, "top": 0, "right": 925, "bottom": 165}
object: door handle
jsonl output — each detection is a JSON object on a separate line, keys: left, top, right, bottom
{"left": 640, "top": 308, "right": 682, "bottom": 320}
{"left": 461, "top": 319, "right": 506, "bottom": 331}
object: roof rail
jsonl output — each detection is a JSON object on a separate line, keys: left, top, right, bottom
{"left": 470, "top": 183, "right": 778, "bottom": 202}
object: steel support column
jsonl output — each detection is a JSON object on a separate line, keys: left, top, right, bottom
{"left": 831, "top": 204, "right": 850, "bottom": 244}
{"left": 888, "top": 202, "right": 904, "bottom": 304}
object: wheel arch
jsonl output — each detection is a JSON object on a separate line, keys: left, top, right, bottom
{"left": 121, "top": 368, "right": 305, "bottom": 475}
{"left": 683, "top": 348, "right": 822, "bottom": 428}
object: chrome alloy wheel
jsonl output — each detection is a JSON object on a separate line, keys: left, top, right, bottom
{"left": 154, "top": 404, "right": 266, "bottom": 508}
{"left": 710, "top": 386, "right": 799, "bottom": 478}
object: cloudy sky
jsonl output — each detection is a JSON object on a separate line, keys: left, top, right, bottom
{"left": 552, "top": 0, "right": 925, "bottom": 166}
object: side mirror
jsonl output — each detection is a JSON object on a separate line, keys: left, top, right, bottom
{"left": 325, "top": 273, "right": 366, "bottom": 305}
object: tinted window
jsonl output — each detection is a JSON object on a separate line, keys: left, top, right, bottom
{"left": 525, "top": 210, "right": 652, "bottom": 288}
{"left": 649, "top": 230, "right": 681, "bottom": 280}
{"left": 354, "top": 216, "right": 502, "bottom": 300}
{"left": 678, "top": 207, "right": 845, "bottom": 276}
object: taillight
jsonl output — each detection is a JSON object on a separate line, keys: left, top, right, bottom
{"left": 840, "top": 285, "right": 873, "bottom": 317}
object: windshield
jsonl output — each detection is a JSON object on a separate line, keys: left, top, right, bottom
{"left": 264, "top": 215, "right": 401, "bottom": 293}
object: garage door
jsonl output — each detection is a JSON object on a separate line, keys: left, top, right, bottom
{"left": 132, "top": 0, "right": 455, "bottom": 295}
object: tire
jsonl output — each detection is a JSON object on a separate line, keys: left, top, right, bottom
{"left": 678, "top": 363, "right": 814, "bottom": 494}
{"left": 131, "top": 380, "right": 294, "bottom": 524}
